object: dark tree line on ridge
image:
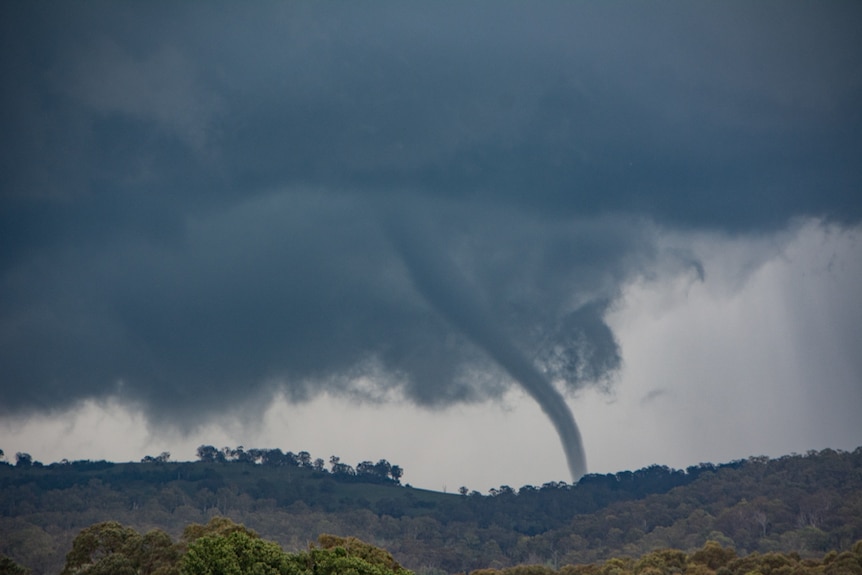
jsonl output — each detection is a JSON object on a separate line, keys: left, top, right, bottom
{"left": 0, "top": 445, "right": 405, "bottom": 486}
{"left": 193, "top": 445, "right": 404, "bottom": 484}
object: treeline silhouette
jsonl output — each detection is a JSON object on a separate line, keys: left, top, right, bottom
{"left": 193, "top": 445, "right": 404, "bottom": 484}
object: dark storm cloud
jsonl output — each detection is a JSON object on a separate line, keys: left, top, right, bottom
{"left": 1, "top": 2, "right": 861, "bottom": 430}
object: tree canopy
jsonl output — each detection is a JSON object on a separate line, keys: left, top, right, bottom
{"left": 52, "top": 518, "right": 862, "bottom": 575}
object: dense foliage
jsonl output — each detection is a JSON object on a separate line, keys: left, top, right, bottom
{"left": 54, "top": 518, "right": 411, "bottom": 575}
{"left": 478, "top": 540, "right": 862, "bottom": 575}
{"left": 1, "top": 447, "right": 860, "bottom": 574}
{"left": 30, "top": 517, "right": 862, "bottom": 575}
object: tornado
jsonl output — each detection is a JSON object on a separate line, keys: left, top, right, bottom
{"left": 386, "top": 216, "right": 587, "bottom": 481}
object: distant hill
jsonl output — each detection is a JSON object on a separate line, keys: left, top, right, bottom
{"left": 1, "top": 447, "right": 860, "bottom": 575}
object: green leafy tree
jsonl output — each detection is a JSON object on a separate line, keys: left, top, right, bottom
{"left": 181, "top": 531, "right": 288, "bottom": 575}
{"left": 304, "top": 547, "right": 404, "bottom": 575}
{"left": 181, "top": 527, "right": 411, "bottom": 575}
{"left": 315, "top": 534, "right": 407, "bottom": 573}
{"left": 823, "top": 550, "right": 862, "bottom": 575}
{"left": 61, "top": 522, "right": 140, "bottom": 575}
{"left": 688, "top": 540, "right": 736, "bottom": 571}
{"left": 61, "top": 522, "right": 179, "bottom": 575}
{"left": 135, "top": 530, "right": 181, "bottom": 575}
{"left": 301, "top": 535, "right": 412, "bottom": 575}
{"left": 632, "top": 548, "right": 686, "bottom": 573}
{"left": 182, "top": 517, "right": 259, "bottom": 543}
{"left": 0, "top": 553, "right": 30, "bottom": 575}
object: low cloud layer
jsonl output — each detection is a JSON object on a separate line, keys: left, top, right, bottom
{"left": 1, "top": 3, "right": 861, "bottom": 472}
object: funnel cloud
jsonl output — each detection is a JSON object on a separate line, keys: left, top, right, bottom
{"left": 385, "top": 213, "right": 588, "bottom": 480}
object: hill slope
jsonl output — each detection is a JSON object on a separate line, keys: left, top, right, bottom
{"left": 1, "top": 447, "right": 860, "bottom": 574}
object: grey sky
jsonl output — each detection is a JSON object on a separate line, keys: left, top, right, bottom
{"left": 1, "top": 2, "right": 860, "bottom": 487}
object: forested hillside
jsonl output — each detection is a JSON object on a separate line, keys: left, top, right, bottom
{"left": 1, "top": 447, "right": 860, "bottom": 574}
{"left": 4, "top": 516, "right": 861, "bottom": 575}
